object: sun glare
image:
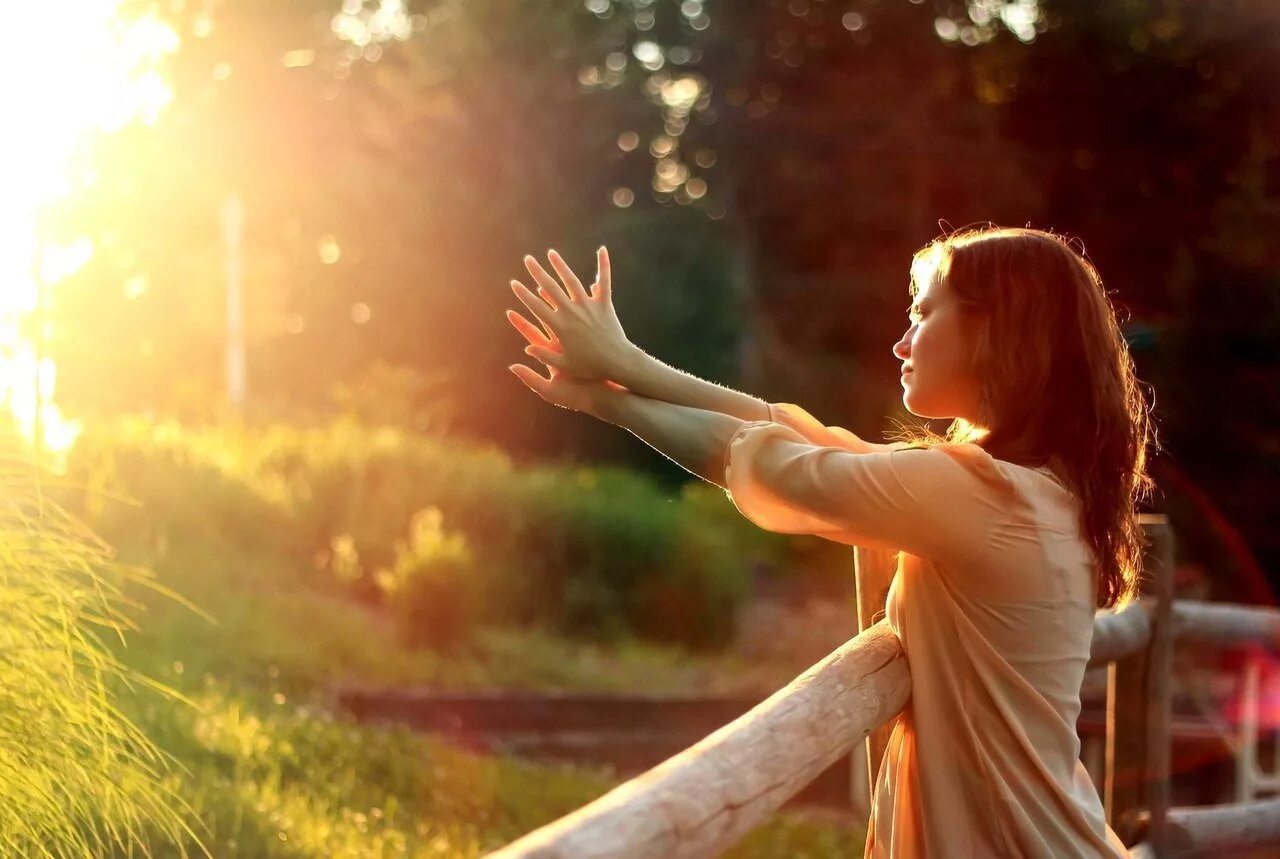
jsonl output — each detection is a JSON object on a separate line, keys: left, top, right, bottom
{"left": 0, "top": 1, "right": 177, "bottom": 462}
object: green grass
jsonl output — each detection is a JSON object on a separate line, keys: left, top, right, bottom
{"left": 41, "top": 418, "right": 867, "bottom": 856}
{"left": 93, "top": 561, "right": 869, "bottom": 857}
{"left": 113, "top": 677, "right": 865, "bottom": 858}
{"left": 115, "top": 678, "right": 606, "bottom": 858}
{"left": 0, "top": 436, "right": 202, "bottom": 857}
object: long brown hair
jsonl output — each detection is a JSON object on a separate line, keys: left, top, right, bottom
{"left": 896, "top": 226, "right": 1158, "bottom": 610}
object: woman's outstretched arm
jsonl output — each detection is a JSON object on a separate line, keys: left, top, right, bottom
{"left": 591, "top": 384, "right": 757, "bottom": 490}
{"left": 613, "top": 344, "right": 773, "bottom": 424}
{"left": 611, "top": 349, "right": 899, "bottom": 455}
{"left": 587, "top": 385, "right": 948, "bottom": 560}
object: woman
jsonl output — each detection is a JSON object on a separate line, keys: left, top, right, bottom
{"left": 505, "top": 226, "right": 1154, "bottom": 857}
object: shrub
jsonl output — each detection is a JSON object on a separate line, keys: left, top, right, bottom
{"left": 63, "top": 418, "right": 789, "bottom": 649}
{"left": 376, "top": 507, "right": 484, "bottom": 653}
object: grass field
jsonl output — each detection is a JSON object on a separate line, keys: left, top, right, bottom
{"left": 53, "top": 420, "right": 869, "bottom": 857}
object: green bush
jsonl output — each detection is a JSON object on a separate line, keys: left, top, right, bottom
{"left": 62, "top": 418, "right": 788, "bottom": 649}
{"left": 630, "top": 513, "right": 748, "bottom": 651}
{"left": 64, "top": 420, "right": 303, "bottom": 573}
{"left": 376, "top": 507, "right": 484, "bottom": 653}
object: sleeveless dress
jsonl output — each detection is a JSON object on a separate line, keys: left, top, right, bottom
{"left": 723, "top": 402, "right": 1130, "bottom": 858}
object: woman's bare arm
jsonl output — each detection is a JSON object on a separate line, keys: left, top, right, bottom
{"left": 614, "top": 343, "right": 772, "bottom": 424}
{"left": 611, "top": 345, "right": 901, "bottom": 453}
{"left": 590, "top": 384, "right": 755, "bottom": 490}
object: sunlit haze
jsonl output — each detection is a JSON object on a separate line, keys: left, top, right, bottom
{"left": 0, "top": 1, "right": 177, "bottom": 458}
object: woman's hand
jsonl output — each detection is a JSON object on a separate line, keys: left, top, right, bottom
{"left": 507, "top": 360, "right": 626, "bottom": 417}
{"left": 506, "top": 246, "right": 633, "bottom": 382}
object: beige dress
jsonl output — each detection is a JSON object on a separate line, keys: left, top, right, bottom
{"left": 723, "top": 402, "right": 1130, "bottom": 858}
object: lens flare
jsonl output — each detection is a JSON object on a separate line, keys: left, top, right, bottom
{"left": 0, "top": 1, "right": 177, "bottom": 461}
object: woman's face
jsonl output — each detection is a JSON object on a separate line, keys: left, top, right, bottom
{"left": 892, "top": 272, "right": 983, "bottom": 422}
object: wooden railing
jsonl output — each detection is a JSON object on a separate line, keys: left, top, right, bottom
{"left": 487, "top": 515, "right": 1280, "bottom": 858}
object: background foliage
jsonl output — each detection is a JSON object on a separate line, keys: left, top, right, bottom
{"left": 36, "top": 0, "right": 1280, "bottom": 595}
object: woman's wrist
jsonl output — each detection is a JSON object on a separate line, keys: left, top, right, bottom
{"left": 610, "top": 342, "right": 649, "bottom": 390}
{"left": 588, "top": 380, "right": 628, "bottom": 424}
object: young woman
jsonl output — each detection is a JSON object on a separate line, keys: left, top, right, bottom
{"left": 505, "top": 226, "right": 1153, "bottom": 857}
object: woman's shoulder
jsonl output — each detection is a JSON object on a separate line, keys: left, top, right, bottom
{"left": 891, "top": 441, "right": 1073, "bottom": 510}
{"left": 766, "top": 403, "right": 1070, "bottom": 499}
{"left": 890, "top": 441, "right": 1013, "bottom": 491}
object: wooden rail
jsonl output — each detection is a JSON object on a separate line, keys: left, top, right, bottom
{"left": 487, "top": 516, "right": 1280, "bottom": 858}
{"left": 1141, "top": 795, "right": 1280, "bottom": 856}
{"left": 485, "top": 621, "right": 908, "bottom": 858}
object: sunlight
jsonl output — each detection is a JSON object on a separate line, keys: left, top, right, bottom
{"left": 0, "top": 1, "right": 178, "bottom": 460}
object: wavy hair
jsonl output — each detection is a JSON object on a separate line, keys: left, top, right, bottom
{"left": 894, "top": 226, "right": 1158, "bottom": 610}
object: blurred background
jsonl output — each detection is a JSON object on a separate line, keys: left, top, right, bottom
{"left": 2, "top": 0, "right": 1278, "bottom": 855}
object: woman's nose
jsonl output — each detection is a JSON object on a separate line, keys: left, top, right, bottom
{"left": 892, "top": 331, "right": 911, "bottom": 360}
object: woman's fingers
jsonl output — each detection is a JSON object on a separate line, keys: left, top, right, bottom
{"left": 506, "top": 308, "right": 555, "bottom": 348}
{"left": 510, "top": 280, "right": 558, "bottom": 331}
{"left": 523, "top": 255, "right": 573, "bottom": 307}
{"left": 509, "top": 362, "right": 550, "bottom": 394}
{"left": 547, "top": 250, "right": 590, "bottom": 303}
{"left": 506, "top": 308, "right": 575, "bottom": 375}
{"left": 594, "top": 246, "right": 610, "bottom": 302}
{"left": 524, "top": 344, "right": 565, "bottom": 368}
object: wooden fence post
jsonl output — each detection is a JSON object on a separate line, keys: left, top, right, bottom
{"left": 1106, "top": 513, "right": 1174, "bottom": 849}
{"left": 853, "top": 546, "right": 899, "bottom": 812}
